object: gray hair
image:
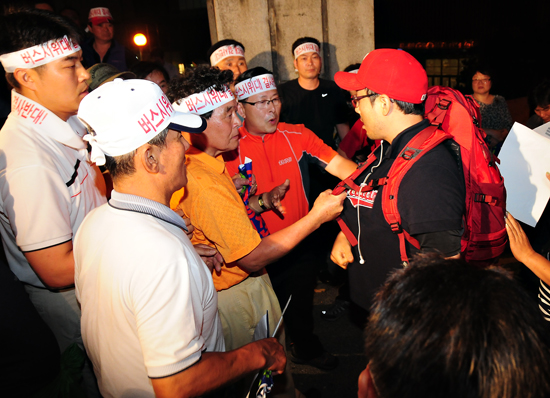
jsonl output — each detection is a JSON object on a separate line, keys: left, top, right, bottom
{"left": 104, "top": 128, "right": 169, "bottom": 180}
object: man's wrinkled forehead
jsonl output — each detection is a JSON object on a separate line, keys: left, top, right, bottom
{"left": 218, "top": 56, "right": 246, "bottom": 65}
{"left": 247, "top": 88, "right": 279, "bottom": 102}
{"left": 214, "top": 98, "right": 237, "bottom": 115}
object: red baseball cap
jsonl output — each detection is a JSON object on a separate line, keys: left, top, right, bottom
{"left": 88, "top": 7, "right": 113, "bottom": 25}
{"left": 335, "top": 49, "right": 428, "bottom": 104}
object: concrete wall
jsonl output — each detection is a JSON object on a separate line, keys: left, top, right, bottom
{"left": 207, "top": 0, "right": 374, "bottom": 83}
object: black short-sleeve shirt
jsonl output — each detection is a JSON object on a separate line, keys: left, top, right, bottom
{"left": 278, "top": 78, "right": 348, "bottom": 149}
{"left": 340, "top": 119, "right": 465, "bottom": 310}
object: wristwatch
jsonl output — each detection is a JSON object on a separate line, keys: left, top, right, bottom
{"left": 258, "top": 194, "right": 268, "bottom": 210}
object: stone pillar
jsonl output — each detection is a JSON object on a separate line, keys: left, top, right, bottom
{"left": 206, "top": 0, "right": 374, "bottom": 82}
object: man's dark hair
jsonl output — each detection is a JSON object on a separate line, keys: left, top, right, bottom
{"left": 206, "top": 39, "right": 245, "bottom": 63}
{"left": 531, "top": 79, "right": 550, "bottom": 109}
{"left": 365, "top": 254, "right": 550, "bottom": 398}
{"left": 130, "top": 61, "right": 170, "bottom": 84}
{"left": 104, "top": 128, "right": 169, "bottom": 180}
{"left": 167, "top": 65, "right": 233, "bottom": 120}
{"left": 0, "top": 9, "right": 80, "bottom": 89}
{"left": 235, "top": 66, "right": 272, "bottom": 86}
{"left": 366, "top": 89, "right": 424, "bottom": 116}
{"left": 291, "top": 37, "right": 320, "bottom": 55}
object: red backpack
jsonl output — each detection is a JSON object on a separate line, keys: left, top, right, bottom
{"left": 334, "top": 86, "right": 507, "bottom": 267}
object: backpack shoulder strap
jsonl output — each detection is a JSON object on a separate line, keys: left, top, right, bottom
{"left": 335, "top": 151, "right": 381, "bottom": 246}
{"left": 381, "top": 124, "right": 452, "bottom": 266}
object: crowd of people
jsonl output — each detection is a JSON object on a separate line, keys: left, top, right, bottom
{"left": 2, "top": 5, "right": 550, "bottom": 398}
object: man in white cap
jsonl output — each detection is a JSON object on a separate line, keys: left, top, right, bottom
{"left": 207, "top": 39, "right": 248, "bottom": 81}
{"left": 75, "top": 78, "right": 286, "bottom": 398}
{"left": 81, "top": 7, "right": 137, "bottom": 70}
{"left": 0, "top": 9, "right": 106, "bottom": 396}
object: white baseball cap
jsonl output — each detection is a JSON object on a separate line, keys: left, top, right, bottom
{"left": 78, "top": 79, "right": 206, "bottom": 166}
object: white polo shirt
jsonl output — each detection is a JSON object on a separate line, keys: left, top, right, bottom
{"left": 0, "top": 90, "right": 106, "bottom": 287}
{"left": 75, "top": 191, "right": 224, "bottom": 398}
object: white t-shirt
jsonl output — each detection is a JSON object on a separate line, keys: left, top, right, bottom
{"left": 0, "top": 90, "right": 106, "bottom": 287}
{"left": 75, "top": 192, "right": 224, "bottom": 398}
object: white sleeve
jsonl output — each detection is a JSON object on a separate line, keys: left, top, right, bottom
{"left": 2, "top": 165, "right": 72, "bottom": 252}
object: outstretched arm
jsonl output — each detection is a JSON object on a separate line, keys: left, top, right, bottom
{"left": 325, "top": 154, "right": 357, "bottom": 181}
{"left": 506, "top": 212, "right": 550, "bottom": 285}
{"left": 152, "top": 338, "right": 285, "bottom": 398}
{"left": 237, "top": 190, "right": 347, "bottom": 271}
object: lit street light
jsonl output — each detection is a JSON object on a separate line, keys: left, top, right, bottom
{"left": 133, "top": 33, "right": 147, "bottom": 60}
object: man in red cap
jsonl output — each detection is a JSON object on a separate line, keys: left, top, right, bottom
{"left": 81, "top": 7, "right": 137, "bottom": 71}
{"left": 330, "top": 49, "right": 465, "bottom": 311}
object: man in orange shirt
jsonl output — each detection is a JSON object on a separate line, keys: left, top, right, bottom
{"left": 168, "top": 66, "right": 346, "bottom": 396}
{"left": 224, "top": 67, "right": 357, "bottom": 369}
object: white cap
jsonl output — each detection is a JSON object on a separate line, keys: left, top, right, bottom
{"left": 78, "top": 79, "right": 206, "bottom": 166}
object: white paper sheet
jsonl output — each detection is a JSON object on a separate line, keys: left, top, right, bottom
{"left": 498, "top": 122, "right": 550, "bottom": 227}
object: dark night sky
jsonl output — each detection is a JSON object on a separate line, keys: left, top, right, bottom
{"left": 4, "top": 0, "right": 550, "bottom": 99}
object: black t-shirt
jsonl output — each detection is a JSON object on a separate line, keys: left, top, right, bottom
{"left": 278, "top": 78, "right": 348, "bottom": 149}
{"left": 81, "top": 37, "right": 138, "bottom": 71}
{"left": 340, "top": 119, "right": 465, "bottom": 310}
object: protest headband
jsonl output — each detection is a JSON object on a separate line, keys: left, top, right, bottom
{"left": 173, "top": 86, "right": 235, "bottom": 115}
{"left": 294, "top": 42, "right": 320, "bottom": 59}
{"left": 0, "top": 35, "right": 80, "bottom": 73}
{"left": 235, "top": 74, "right": 277, "bottom": 100}
{"left": 210, "top": 44, "right": 245, "bottom": 66}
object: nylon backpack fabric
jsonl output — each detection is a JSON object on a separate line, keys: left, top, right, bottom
{"left": 425, "top": 86, "right": 507, "bottom": 266}
{"left": 334, "top": 86, "right": 507, "bottom": 267}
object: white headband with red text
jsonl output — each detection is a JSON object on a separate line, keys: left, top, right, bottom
{"left": 173, "top": 87, "right": 235, "bottom": 115}
{"left": 0, "top": 35, "right": 80, "bottom": 73}
{"left": 294, "top": 42, "right": 320, "bottom": 59}
{"left": 210, "top": 44, "right": 245, "bottom": 66}
{"left": 235, "top": 74, "right": 277, "bottom": 100}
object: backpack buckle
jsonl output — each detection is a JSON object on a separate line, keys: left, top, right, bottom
{"left": 474, "top": 193, "right": 487, "bottom": 203}
{"left": 401, "top": 147, "right": 422, "bottom": 161}
{"left": 437, "top": 98, "right": 451, "bottom": 110}
{"left": 370, "top": 177, "right": 387, "bottom": 190}
{"left": 389, "top": 222, "right": 402, "bottom": 233}
{"left": 475, "top": 193, "right": 498, "bottom": 206}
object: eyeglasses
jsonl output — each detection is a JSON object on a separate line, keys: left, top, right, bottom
{"left": 472, "top": 79, "right": 491, "bottom": 84}
{"left": 351, "top": 92, "right": 377, "bottom": 108}
{"left": 241, "top": 97, "right": 281, "bottom": 110}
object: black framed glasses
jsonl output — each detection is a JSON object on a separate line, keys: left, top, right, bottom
{"left": 472, "top": 78, "right": 491, "bottom": 84}
{"left": 241, "top": 97, "right": 281, "bottom": 110}
{"left": 351, "top": 92, "right": 377, "bottom": 108}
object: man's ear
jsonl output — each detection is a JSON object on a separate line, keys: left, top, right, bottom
{"left": 293, "top": 58, "right": 298, "bottom": 72}
{"left": 358, "top": 364, "right": 379, "bottom": 398}
{"left": 238, "top": 102, "right": 246, "bottom": 119}
{"left": 13, "top": 68, "right": 37, "bottom": 91}
{"left": 140, "top": 145, "right": 161, "bottom": 174}
{"left": 378, "top": 94, "right": 393, "bottom": 117}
